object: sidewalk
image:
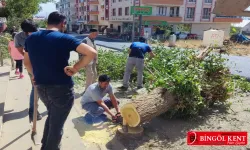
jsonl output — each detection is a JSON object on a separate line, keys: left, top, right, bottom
{"left": 0, "top": 65, "right": 93, "bottom": 150}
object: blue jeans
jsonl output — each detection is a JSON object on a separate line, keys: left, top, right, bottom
{"left": 37, "top": 85, "right": 74, "bottom": 150}
{"left": 82, "top": 98, "right": 119, "bottom": 117}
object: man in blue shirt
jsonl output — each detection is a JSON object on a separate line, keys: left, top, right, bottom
{"left": 24, "top": 12, "right": 97, "bottom": 150}
{"left": 120, "top": 37, "right": 155, "bottom": 90}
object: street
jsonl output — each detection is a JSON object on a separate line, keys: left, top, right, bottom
{"left": 72, "top": 34, "right": 250, "bottom": 80}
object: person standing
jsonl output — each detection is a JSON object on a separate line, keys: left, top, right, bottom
{"left": 24, "top": 11, "right": 96, "bottom": 150}
{"left": 79, "top": 29, "right": 98, "bottom": 91}
{"left": 119, "top": 37, "right": 155, "bottom": 91}
{"left": 8, "top": 32, "right": 24, "bottom": 78}
{"left": 14, "top": 19, "right": 42, "bottom": 121}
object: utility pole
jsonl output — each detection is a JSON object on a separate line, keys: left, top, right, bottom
{"left": 131, "top": 0, "right": 135, "bottom": 42}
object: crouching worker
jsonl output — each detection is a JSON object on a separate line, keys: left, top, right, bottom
{"left": 81, "top": 74, "right": 121, "bottom": 124}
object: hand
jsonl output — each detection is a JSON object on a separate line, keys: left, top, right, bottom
{"left": 64, "top": 66, "right": 78, "bottom": 76}
{"left": 112, "top": 115, "right": 117, "bottom": 123}
{"left": 115, "top": 112, "right": 121, "bottom": 117}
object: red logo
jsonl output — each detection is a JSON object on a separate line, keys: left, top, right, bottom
{"left": 187, "top": 131, "right": 248, "bottom": 145}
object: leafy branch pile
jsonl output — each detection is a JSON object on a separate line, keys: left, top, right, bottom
{"left": 0, "top": 33, "right": 11, "bottom": 59}
{"left": 75, "top": 46, "right": 250, "bottom": 118}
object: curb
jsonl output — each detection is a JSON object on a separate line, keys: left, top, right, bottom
{"left": 0, "top": 66, "right": 11, "bottom": 137}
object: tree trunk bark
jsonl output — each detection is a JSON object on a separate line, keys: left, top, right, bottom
{"left": 120, "top": 88, "right": 176, "bottom": 127}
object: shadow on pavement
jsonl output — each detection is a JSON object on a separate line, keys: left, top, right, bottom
{"left": 0, "top": 130, "right": 30, "bottom": 150}
{"left": 3, "top": 108, "right": 28, "bottom": 123}
{"left": 0, "top": 72, "right": 10, "bottom": 78}
{"left": 40, "top": 110, "right": 48, "bottom": 117}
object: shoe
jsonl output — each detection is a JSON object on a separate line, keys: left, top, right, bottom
{"left": 99, "top": 114, "right": 108, "bottom": 122}
{"left": 119, "top": 86, "right": 128, "bottom": 91}
{"left": 15, "top": 70, "right": 20, "bottom": 75}
{"left": 29, "top": 111, "right": 43, "bottom": 122}
{"left": 137, "top": 86, "right": 143, "bottom": 89}
{"left": 19, "top": 74, "right": 24, "bottom": 79}
{"left": 83, "top": 113, "right": 94, "bottom": 125}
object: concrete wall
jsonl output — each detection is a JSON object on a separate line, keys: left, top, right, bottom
{"left": 191, "top": 23, "right": 231, "bottom": 39}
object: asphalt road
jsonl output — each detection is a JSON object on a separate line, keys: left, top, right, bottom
{"left": 72, "top": 34, "right": 250, "bottom": 80}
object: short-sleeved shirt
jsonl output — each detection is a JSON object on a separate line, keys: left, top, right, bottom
{"left": 14, "top": 32, "right": 28, "bottom": 48}
{"left": 81, "top": 82, "right": 113, "bottom": 105}
{"left": 129, "top": 42, "right": 152, "bottom": 59}
{"left": 24, "top": 30, "right": 81, "bottom": 86}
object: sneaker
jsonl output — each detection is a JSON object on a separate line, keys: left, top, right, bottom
{"left": 19, "top": 74, "right": 24, "bottom": 79}
{"left": 119, "top": 86, "right": 128, "bottom": 91}
{"left": 15, "top": 71, "right": 20, "bottom": 75}
{"left": 29, "top": 111, "right": 43, "bottom": 122}
{"left": 99, "top": 114, "right": 108, "bottom": 122}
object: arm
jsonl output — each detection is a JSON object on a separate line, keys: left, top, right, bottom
{"left": 16, "top": 47, "right": 24, "bottom": 56}
{"left": 109, "top": 93, "right": 120, "bottom": 113}
{"left": 8, "top": 44, "right": 11, "bottom": 54}
{"left": 96, "top": 100, "right": 115, "bottom": 117}
{"left": 73, "top": 43, "right": 97, "bottom": 71}
{"left": 24, "top": 52, "right": 33, "bottom": 76}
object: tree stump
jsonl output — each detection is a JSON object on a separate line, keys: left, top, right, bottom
{"left": 120, "top": 88, "right": 176, "bottom": 128}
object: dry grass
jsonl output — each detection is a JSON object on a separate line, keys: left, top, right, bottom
{"left": 160, "top": 39, "right": 250, "bottom": 57}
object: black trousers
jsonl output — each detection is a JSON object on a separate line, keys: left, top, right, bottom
{"left": 15, "top": 60, "right": 23, "bottom": 73}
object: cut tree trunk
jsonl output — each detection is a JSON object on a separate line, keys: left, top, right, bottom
{"left": 120, "top": 88, "right": 176, "bottom": 127}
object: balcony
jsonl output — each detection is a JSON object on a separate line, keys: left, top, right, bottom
{"left": 143, "top": 16, "right": 182, "bottom": 22}
{"left": 89, "top": 11, "right": 99, "bottom": 15}
{"left": 88, "top": 21, "right": 99, "bottom": 24}
{"left": 88, "top": 0, "right": 99, "bottom": 5}
{"left": 142, "top": 0, "right": 183, "bottom": 5}
{"left": 213, "top": 16, "right": 243, "bottom": 23}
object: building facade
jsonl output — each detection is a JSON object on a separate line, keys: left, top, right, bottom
{"left": 56, "top": 0, "right": 242, "bottom": 37}
{"left": 141, "top": 0, "right": 242, "bottom": 38}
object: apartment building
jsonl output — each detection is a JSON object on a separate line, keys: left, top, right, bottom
{"left": 141, "top": 0, "right": 242, "bottom": 38}
{"left": 75, "top": 0, "right": 109, "bottom": 32}
{"left": 108, "top": 0, "right": 139, "bottom": 33}
{"left": 56, "top": 0, "right": 75, "bottom": 31}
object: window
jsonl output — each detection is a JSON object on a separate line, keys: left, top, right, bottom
{"left": 205, "top": 0, "right": 212, "bottom": 3}
{"left": 112, "top": 8, "right": 116, "bottom": 16}
{"left": 125, "top": 7, "right": 129, "bottom": 15}
{"left": 113, "top": 0, "right": 116, "bottom": 3}
{"left": 188, "top": 0, "right": 196, "bottom": 2}
{"left": 176, "top": 7, "right": 180, "bottom": 17}
{"left": 158, "top": 6, "right": 167, "bottom": 16}
{"left": 186, "top": 7, "right": 195, "bottom": 18}
{"left": 118, "top": 8, "right": 122, "bottom": 16}
{"left": 170, "top": 7, "right": 175, "bottom": 16}
{"left": 202, "top": 8, "right": 211, "bottom": 19}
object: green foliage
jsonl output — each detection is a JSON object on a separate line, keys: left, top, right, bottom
{"left": 36, "top": 20, "right": 47, "bottom": 28}
{"left": 97, "top": 50, "right": 127, "bottom": 80}
{"left": 0, "top": 33, "right": 11, "bottom": 59}
{"left": 74, "top": 46, "right": 250, "bottom": 118}
{"left": 5, "top": 0, "right": 54, "bottom": 30}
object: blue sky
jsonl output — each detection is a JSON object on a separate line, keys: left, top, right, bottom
{"left": 36, "top": 1, "right": 58, "bottom": 18}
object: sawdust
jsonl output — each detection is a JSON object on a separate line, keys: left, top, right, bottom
{"left": 72, "top": 116, "right": 120, "bottom": 144}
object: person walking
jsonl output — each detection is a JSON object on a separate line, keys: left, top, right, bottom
{"left": 24, "top": 11, "right": 96, "bottom": 150}
{"left": 8, "top": 32, "right": 24, "bottom": 78}
{"left": 14, "top": 19, "right": 42, "bottom": 121}
{"left": 119, "top": 37, "right": 155, "bottom": 91}
{"left": 79, "top": 28, "right": 98, "bottom": 91}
